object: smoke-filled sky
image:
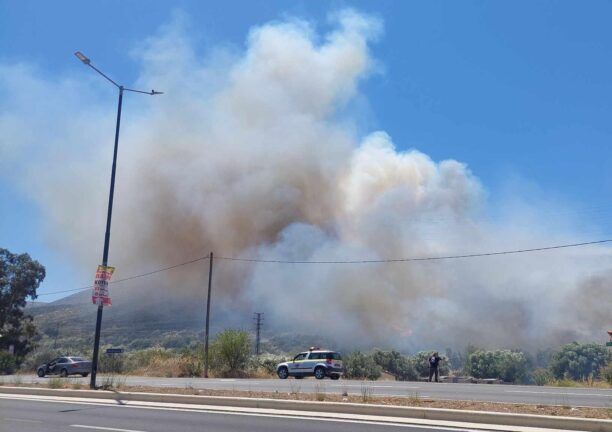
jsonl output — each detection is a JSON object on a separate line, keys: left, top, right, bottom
{"left": 1, "top": 2, "right": 611, "bottom": 349}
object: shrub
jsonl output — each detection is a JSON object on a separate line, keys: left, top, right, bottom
{"left": 549, "top": 342, "right": 610, "bottom": 381}
{"left": 252, "top": 354, "right": 287, "bottom": 375}
{"left": 603, "top": 362, "right": 612, "bottom": 385}
{"left": 48, "top": 377, "right": 63, "bottom": 389}
{"left": 344, "top": 351, "right": 382, "bottom": 380}
{"left": 19, "top": 348, "right": 61, "bottom": 372}
{"left": 210, "top": 329, "right": 251, "bottom": 377}
{"left": 467, "top": 349, "right": 527, "bottom": 382}
{"left": 177, "top": 348, "right": 202, "bottom": 377}
{"left": 99, "top": 354, "right": 124, "bottom": 374}
{"left": 373, "top": 350, "right": 417, "bottom": 381}
{"left": 413, "top": 351, "right": 450, "bottom": 378}
{"left": 0, "top": 352, "right": 17, "bottom": 374}
{"left": 124, "top": 347, "right": 174, "bottom": 372}
{"left": 532, "top": 368, "right": 553, "bottom": 386}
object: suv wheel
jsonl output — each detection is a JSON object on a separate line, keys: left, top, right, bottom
{"left": 60, "top": 368, "right": 68, "bottom": 378}
{"left": 314, "top": 366, "right": 326, "bottom": 380}
{"left": 277, "top": 366, "right": 289, "bottom": 379}
{"left": 37, "top": 368, "right": 45, "bottom": 378}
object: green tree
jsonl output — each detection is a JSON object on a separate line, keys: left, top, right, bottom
{"left": 210, "top": 329, "right": 251, "bottom": 377}
{"left": 0, "top": 351, "right": 17, "bottom": 374}
{"left": 344, "top": 351, "right": 382, "bottom": 380}
{"left": 373, "top": 350, "right": 417, "bottom": 381}
{"left": 0, "top": 248, "right": 45, "bottom": 365}
{"left": 531, "top": 368, "right": 553, "bottom": 386}
{"left": 467, "top": 349, "right": 527, "bottom": 382}
{"left": 549, "top": 342, "right": 610, "bottom": 380}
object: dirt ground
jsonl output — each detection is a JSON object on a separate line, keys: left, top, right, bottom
{"left": 2, "top": 380, "right": 610, "bottom": 420}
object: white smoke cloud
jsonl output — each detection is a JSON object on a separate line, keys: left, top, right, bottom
{"left": 1, "top": 10, "right": 610, "bottom": 351}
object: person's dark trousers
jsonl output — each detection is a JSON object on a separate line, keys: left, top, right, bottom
{"left": 428, "top": 366, "right": 439, "bottom": 382}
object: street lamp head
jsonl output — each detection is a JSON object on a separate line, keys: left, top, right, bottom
{"left": 150, "top": 90, "right": 163, "bottom": 95}
{"left": 74, "top": 51, "right": 91, "bottom": 65}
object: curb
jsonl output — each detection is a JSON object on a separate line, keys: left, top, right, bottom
{"left": 1, "top": 386, "right": 610, "bottom": 432}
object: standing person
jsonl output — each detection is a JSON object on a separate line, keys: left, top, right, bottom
{"left": 428, "top": 352, "right": 441, "bottom": 382}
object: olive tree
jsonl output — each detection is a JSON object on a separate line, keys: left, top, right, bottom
{"left": 549, "top": 342, "right": 610, "bottom": 380}
{"left": 344, "top": 351, "right": 382, "bottom": 380}
{"left": 0, "top": 248, "right": 45, "bottom": 368}
{"left": 467, "top": 349, "right": 527, "bottom": 382}
{"left": 210, "top": 329, "right": 252, "bottom": 377}
{"left": 373, "top": 350, "right": 418, "bottom": 381}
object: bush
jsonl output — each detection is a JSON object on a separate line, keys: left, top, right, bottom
{"left": 252, "top": 354, "right": 287, "bottom": 375}
{"left": 549, "top": 342, "right": 610, "bottom": 381}
{"left": 467, "top": 349, "right": 527, "bottom": 382}
{"left": 0, "top": 352, "right": 17, "bottom": 374}
{"left": 123, "top": 347, "right": 174, "bottom": 372}
{"left": 210, "top": 329, "right": 251, "bottom": 377}
{"left": 177, "top": 347, "right": 202, "bottom": 377}
{"left": 413, "top": 351, "right": 450, "bottom": 378}
{"left": 19, "top": 348, "right": 61, "bottom": 372}
{"left": 603, "top": 362, "right": 612, "bottom": 385}
{"left": 531, "top": 368, "right": 553, "bottom": 386}
{"left": 99, "top": 354, "right": 124, "bottom": 374}
{"left": 373, "top": 350, "right": 417, "bottom": 381}
{"left": 344, "top": 351, "right": 382, "bottom": 380}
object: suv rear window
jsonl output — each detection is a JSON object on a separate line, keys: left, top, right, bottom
{"left": 309, "top": 352, "right": 342, "bottom": 360}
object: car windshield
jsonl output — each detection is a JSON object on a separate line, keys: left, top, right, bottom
{"left": 69, "top": 357, "right": 85, "bottom": 362}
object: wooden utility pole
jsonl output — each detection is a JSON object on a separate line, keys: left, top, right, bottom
{"left": 253, "top": 312, "right": 264, "bottom": 356}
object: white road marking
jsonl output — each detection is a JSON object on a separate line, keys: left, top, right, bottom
{"left": 0, "top": 393, "right": 585, "bottom": 432}
{"left": 4, "top": 417, "right": 43, "bottom": 423}
{"left": 71, "top": 425, "right": 146, "bottom": 432}
{"left": 505, "top": 390, "right": 612, "bottom": 398}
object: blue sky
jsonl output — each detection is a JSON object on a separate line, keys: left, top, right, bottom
{"left": 1, "top": 0, "right": 611, "bottom": 301}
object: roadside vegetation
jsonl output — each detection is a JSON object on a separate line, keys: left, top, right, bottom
{"left": 4, "top": 322, "right": 610, "bottom": 388}
{"left": 0, "top": 248, "right": 46, "bottom": 372}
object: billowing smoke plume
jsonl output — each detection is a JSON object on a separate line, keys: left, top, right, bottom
{"left": 1, "top": 10, "right": 610, "bottom": 350}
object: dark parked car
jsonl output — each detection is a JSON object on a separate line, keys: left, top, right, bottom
{"left": 37, "top": 356, "right": 91, "bottom": 378}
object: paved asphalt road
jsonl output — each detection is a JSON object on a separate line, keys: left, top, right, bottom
{"left": 3, "top": 375, "right": 611, "bottom": 408}
{"left": 0, "top": 394, "right": 490, "bottom": 432}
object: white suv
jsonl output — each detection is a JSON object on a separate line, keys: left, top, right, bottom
{"left": 276, "top": 348, "right": 343, "bottom": 380}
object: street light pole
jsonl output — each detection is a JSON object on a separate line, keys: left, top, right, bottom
{"left": 74, "top": 52, "right": 162, "bottom": 389}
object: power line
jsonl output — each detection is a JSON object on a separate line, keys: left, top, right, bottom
{"left": 216, "top": 239, "right": 612, "bottom": 264}
{"left": 36, "top": 238, "right": 612, "bottom": 297}
{"left": 37, "top": 255, "right": 211, "bottom": 297}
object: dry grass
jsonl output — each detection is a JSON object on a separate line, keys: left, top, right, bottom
{"left": 549, "top": 379, "right": 611, "bottom": 389}
{"left": 47, "top": 378, "right": 63, "bottom": 389}
{"left": 360, "top": 383, "right": 373, "bottom": 403}
{"left": 100, "top": 375, "right": 126, "bottom": 390}
{"left": 314, "top": 382, "right": 326, "bottom": 401}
